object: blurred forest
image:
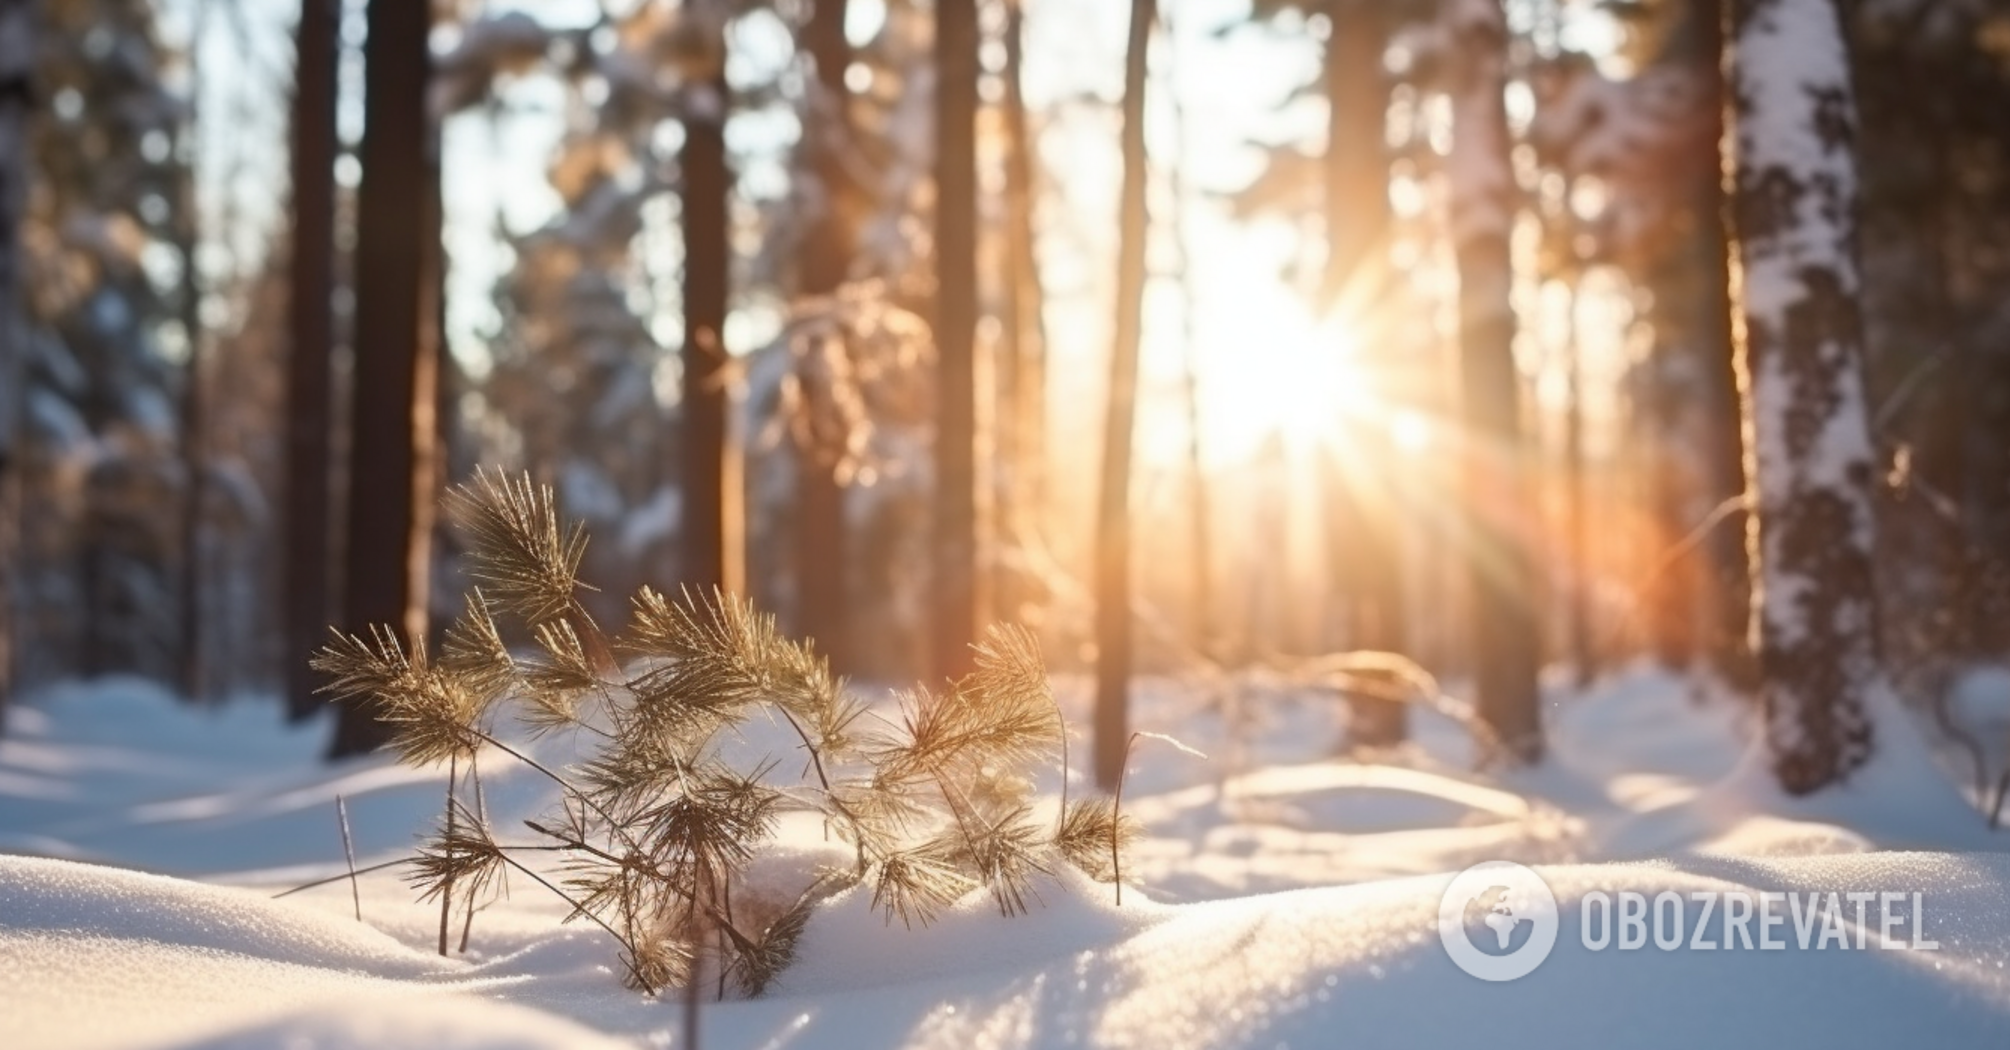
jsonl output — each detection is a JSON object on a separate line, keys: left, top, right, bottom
{"left": 0, "top": 0, "right": 2006, "bottom": 798}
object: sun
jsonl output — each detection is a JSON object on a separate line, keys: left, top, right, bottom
{"left": 1187, "top": 297, "right": 1394, "bottom": 466}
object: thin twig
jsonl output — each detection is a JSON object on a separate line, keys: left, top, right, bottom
{"left": 336, "top": 794, "right": 361, "bottom": 921}
{"left": 459, "top": 758, "right": 487, "bottom": 953}
{"left": 1113, "top": 734, "right": 1141, "bottom": 906}
{"left": 1051, "top": 691, "right": 1070, "bottom": 839}
{"left": 272, "top": 857, "right": 415, "bottom": 898}
{"left": 494, "top": 853, "right": 649, "bottom": 990}
{"left": 439, "top": 755, "right": 458, "bottom": 956}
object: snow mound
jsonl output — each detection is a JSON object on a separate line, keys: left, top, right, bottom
{"left": 9, "top": 851, "right": 2010, "bottom": 1049}
{"left": 0, "top": 855, "right": 447, "bottom": 976}
{"left": 173, "top": 995, "right": 633, "bottom": 1050}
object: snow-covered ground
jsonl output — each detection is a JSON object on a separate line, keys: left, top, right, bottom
{"left": 4, "top": 666, "right": 2009, "bottom": 1049}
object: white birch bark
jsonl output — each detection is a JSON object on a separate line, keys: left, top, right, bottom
{"left": 1726, "top": 0, "right": 1880, "bottom": 793}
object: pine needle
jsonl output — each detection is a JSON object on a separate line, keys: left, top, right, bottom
{"left": 407, "top": 796, "right": 506, "bottom": 911}
{"left": 442, "top": 590, "right": 519, "bottom": 704}
{"left": 872, "top": 837, "right": 974, "bottom": 928}
{"left": 1055, "top": 797, "right": 1138, "bottom": 883}
{"left": 446, "top": 468, "right": 589, "bottom": 626}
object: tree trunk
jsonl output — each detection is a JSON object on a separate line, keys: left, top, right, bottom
{"left": 286, "top": 0, "right": 339, "bottom": 722}
{"left": 1725, "top": 0, "right": 1879, "bottom": 794}
{"left": 1094, "top": 0, "right": 1154, "bottom": 791}
{"left": 1694, "top": 0, "right": 1757, "bottom": 691}
{"left": 932, "top": 0, "right": 981, "bottom": 682}
{"left": 1561, "top": 277, "right": 1594, "bottom": 685}
{"left": 997, "top": 1, "right": 1050, "bottom": 632}
{"left": 1324, "top": 0, "right": 1406, "bottom": 747}
{"left": 0, "top": 0, "right": 31, "bottom": 734}
{"left": 334, "top": 0, "right": 439, "bottom": 758}
{"left": 681, "top": 11, "right": 731, "bottom": 597}
{"left": 175, "top": 40, "right": 206, "bottom": 703}
{"left": 796, "top": 0, "right": 852, "bottom": 666}
{"left": 1322, "top": 0, "right": 1388, "bottom": 300}
{"left": 1448, "top": 0, "right": 1541, "bottom": 762}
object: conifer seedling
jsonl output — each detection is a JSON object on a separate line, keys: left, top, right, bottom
{"left": 313, "top": 469, "right": 1138, "bottom": 996}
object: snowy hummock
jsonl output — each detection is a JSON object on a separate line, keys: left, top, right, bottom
{"left": 7, "top": 851, "right": 2010, "bottom": 1049}
{"left": 3, "top": 667, "right": 2009, "bottom": 1048}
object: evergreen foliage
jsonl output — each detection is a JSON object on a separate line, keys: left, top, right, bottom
{"left": 313, "top": 469, "right": 1135, "bottom": 996}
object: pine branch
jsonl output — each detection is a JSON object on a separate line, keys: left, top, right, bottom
{"left": 328, "top": 469, "right": 1125, "bottom": 995}
{"left": 446, "top": 468, "right": 590, "bottom": 626}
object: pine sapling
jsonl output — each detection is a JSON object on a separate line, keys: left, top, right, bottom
{"left": 313, "top": 470, "right": 1143, "bottom": 995}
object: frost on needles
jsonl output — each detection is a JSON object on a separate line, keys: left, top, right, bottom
{"left": 311, "top": 469, "right": 1138, "bottom": 997}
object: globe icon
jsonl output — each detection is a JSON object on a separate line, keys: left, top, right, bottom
{"left": 1439, "top": 861, "right": 1560, "bottom": 981}
{"left": 1464, "top": 885, "right": 1528, "bottom": 953}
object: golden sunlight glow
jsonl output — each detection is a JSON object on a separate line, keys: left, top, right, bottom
{"left": 1176, "top": 294, "right": 1401, "bottom": 467}
{"left": 1389, "top": 408, "right": 1434, "bottom": 454}
{"left": 1181, "top": 295, "right": 1342, "bottom": 460}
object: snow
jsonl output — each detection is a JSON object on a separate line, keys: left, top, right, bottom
{"left": 1728, "top": 0, "right": 1864, "bottom": 325}
{"left": 4, "top": 667, "right": 2009, "bottom": 1048}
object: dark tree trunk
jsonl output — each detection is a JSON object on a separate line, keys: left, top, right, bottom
{"left": 1692, "top": 0, "right": 1755, "bottom": 688}
{"left": 1449, "top": 0, "right": 1541, "bottom": 762}
{"left": 334, "top": 0, "right": 439, "bottom": 757}
{"left": 796, "top": 0, "right": 852, "bottom": 667}
{"left": 1726, "top": 0, "right": 1879, "bottom": 794}
{"left": 1093, "top": 0, "right": 1154, "bottom": 791}
{"left": 0, "top": 0, "right": 31, "bottom": 734}
{"left": 932, "top": 0, "right": 981, "bottom": 682}
{"left": 175, "top": 64, "right": 206, "bottom": 703}
{"left": 1324, "top": 0, "right": 1405, "bottom": 748}
{"left": 681, "top": 18, "right": 731, "bottom": 596}
{"left": 286, "top": 0, "right": 339, "bottom": 722}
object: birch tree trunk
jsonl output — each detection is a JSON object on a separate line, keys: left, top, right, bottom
{"left": 1448, "top": 0, "right": 1541, "bottom": 762}
{"left": 0, "top": 0, "right": 31, "bottom": 733}
{"left": 1093, "top": 0, "right": 1154, "bottom": 790}
{"left": 1725, "top": 0, "right": 1879, "bottom": 794}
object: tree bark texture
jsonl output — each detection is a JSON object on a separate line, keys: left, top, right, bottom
{"left": 1725, "top": 0, "right": 1879, "bottom": 793}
